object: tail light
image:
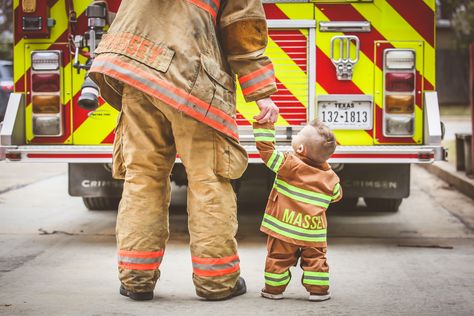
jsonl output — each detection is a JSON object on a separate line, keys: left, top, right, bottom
{"left": 0, "top": 81, "right": 14, "bottom": 92}
{"left": 385, "top": 73, "right": 415, "bottom": 92}
{"left": 30, "top": 51, "right": 62, "bottom": 136}
{"left": 22, "top": 0, "right": 37, "bottom": 13}
{"left": 383, "top": 49, "right": 416, "bottom": 137}
{"left": 385, "top": 95, "right": 414, "bottom": 114}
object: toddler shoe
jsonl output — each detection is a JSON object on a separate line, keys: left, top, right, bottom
{"left": 261, "top": 289, "right": 284, "bottom": 300}
{"left": 308, "top": 292, "right": 331, "bottom": 302}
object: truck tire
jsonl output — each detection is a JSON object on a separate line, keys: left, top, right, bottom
{"left": 82, "top": 197, "right": 120, "bottom": 211}
{"left": 364, "top": 198, "right": 402, "bottom": 212}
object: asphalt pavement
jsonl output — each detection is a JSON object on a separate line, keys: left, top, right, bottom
{"left": 0, "top": 162, "right": 473, "bottom": 316}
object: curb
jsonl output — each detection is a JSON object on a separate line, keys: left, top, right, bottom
{"left": 420, "top": 161, "right": 474, "bottom": 200}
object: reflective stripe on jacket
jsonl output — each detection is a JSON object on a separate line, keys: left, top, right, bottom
{"left": 89, "top": 0, "right": 277, "bottom": 140}
{"left": 253, "top": 122, "right": 342, "bottom": 247}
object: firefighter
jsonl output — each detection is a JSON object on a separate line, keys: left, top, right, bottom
{"left": 252, "top": 120, "right": 342, "bottom": 301}
{"left": 88, "top": 0, "right": 279, "bottom": 301}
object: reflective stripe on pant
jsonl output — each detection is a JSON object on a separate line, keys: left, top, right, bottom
{"left": 115, "top": 85, "right": 246, "bottom": 298}
{"left": 264, "top": 236, "right": 329, "bottom": 295}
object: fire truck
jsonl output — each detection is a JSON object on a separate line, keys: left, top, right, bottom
{"left": 0, "top": 0, "right": 445, "bottom": 212}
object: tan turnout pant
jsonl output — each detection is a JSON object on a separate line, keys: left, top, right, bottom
{"left": 113, "top": 85, "right": 248, "bottom": 299}
{"left": 264, "top": 236, "right": 330, "bottom": 295}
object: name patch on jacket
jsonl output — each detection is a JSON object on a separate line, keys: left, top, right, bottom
{"left": 95, "top": 32, "right": 175, "bottom": 73}
{"left": 282, "top": 209, "right": 325, "bottom": 230}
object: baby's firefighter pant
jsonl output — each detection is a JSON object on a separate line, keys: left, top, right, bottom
{"left": 113, "top": 85, "right": 248, "bottom": 300}
{"left": 264, "top": 236, "right": 330, "bottom": 295}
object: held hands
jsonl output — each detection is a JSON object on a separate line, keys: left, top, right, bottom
{"left": 254, "top": 98, "right": 279, "bottom": 124}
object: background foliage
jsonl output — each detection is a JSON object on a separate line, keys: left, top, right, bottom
{"left": 439, "top": 0, "right": 474, "bottom": 50}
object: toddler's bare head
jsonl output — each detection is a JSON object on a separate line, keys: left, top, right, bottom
{"left": 291, "top": 120, "right": 336, "bottom": 163}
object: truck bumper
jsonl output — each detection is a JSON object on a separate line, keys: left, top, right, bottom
{"left": 0, "top": 144, "right": 446, "bottom": 164}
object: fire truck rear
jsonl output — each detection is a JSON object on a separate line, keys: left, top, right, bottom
{"left": 0, "top": 0, "right": 445, "bottom": 212}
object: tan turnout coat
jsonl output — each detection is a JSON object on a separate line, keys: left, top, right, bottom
{"left": 90, "top": 0, "right": 278, "bottom": 140}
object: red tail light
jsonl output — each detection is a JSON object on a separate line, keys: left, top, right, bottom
{"left": 0, "top": 82, "right": 13, "bottom": 92}
{"left": 385, "top": 73, "right": 415, "bottom": 92}
{"left": 32, "top": 74, "right": 60, "bottom": 92}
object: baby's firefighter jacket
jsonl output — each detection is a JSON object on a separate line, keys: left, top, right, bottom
{"left": 253, "top": 122, "right": 343, "bottom": 248}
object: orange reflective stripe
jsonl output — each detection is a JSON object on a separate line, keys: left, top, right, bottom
{"left": 239, "top": 63, "right": 276, "bottom": 97}
{"left": 191, "top": 254, "right": 239, "bottom": 265}
{"left": 193, "top": 265, "right": 240, "bottom": 277}
{"left": 242, "top": 77, "right": 275, "bottom": 96}
{"left": 90, "top": 56, "right": 238, "bottom": 140}
{"left": 118, "top": 262, "right": 161, "bottom": 271}
{"left": 186, "top": 0, "right": 220, "bottom": 21}
{"left": 118, "top": 249, "right": 164, "bottom": 271}
{"left": 118, "top": 249, "right": 164, "bottom": 258}
{"left": 239, "top": 63, "right": 274, "bottom": 84}
{"left": 191, "top": 255, "right": 240, "bottom": 277}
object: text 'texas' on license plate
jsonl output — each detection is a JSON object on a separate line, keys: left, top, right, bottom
{"left": 317, "top": 95, "right": 373, "bottom": 130}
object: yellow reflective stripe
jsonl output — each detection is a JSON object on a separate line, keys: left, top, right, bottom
{"left": 262, "top": 214, "right": 327, "bottom": 243}
{"left": 274, "top": 178, "right": 332, "bottom": 206}
{"left": 254, "top": 128, "right": 275, "bottom": 136}
{"left": 264, "top": 270, "right": 291, "bottom": 287}
{"left": 333, "top": 183, "right": 341, "bottom": 200}
{"left": 333, "top": 130, "right": 374, "bottom": 146}
{"left": 267, "top": 34, "right": 308, "bottom": 107}
{"left": 422, "top": 0, "right": 436, "bottom": 11}
{"left": 315, "top": 8, "right": 375, "bottom": 96}
{"left": 254, "top": 128, "right": 275, "bottom": 142}
{"left": 351, "top": 3, "right": 435, "bottom": 87}
{"left": 272, "top": 152, "right": 284, "bottom": 172}
{"left": 303, "top": 271, "right": 329, "bottom": 286}
{"left": 266, "top": 150, "right": 284, "bottom": 173}
{"left": 72, "top": 104, "right": 118, "bottom": 144}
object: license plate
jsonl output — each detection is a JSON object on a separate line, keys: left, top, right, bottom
{"left": 318, "top": 99, "right": 373, "bottom": 130}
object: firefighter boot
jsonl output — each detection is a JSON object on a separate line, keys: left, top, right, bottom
{"left": 119, "top": 285, "right": 154, "bottom": 301}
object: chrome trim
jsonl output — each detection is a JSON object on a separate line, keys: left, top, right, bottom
{"left": 0, "top": 93, "right": 25, "bottom": 147}
{"left": 330, "top": 36, "right": 360, "bottom": 80}
{"left": 424, "top": 91, "right": 443, "bottom": 145}
{"left": 1, "top": 145, "right": 445, "bottom": 163}
{"left": 267, "top": 19, "right": 316, "bottom": 29}
{"left": 320, "top": 21, "right": 371, "bottom": 33}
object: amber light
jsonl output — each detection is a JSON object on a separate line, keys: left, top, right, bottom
{"left": 32, "top": 74, "right": 60, "bottom": 92}
{"left": 385, "top": 73, "right": 415, "bottom": 92}
{"left": 22, "top": 0, "right": 36, "bottom": 13}
{"left": 385, "top": 95, "right": 415, "bottom": 114}
{"left": 32, "top": 95, "right": 60, "bottom": 114}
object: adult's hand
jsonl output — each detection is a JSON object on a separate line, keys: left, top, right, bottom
{"left": 254, "top": 98, "right": 279, "bottom": 124}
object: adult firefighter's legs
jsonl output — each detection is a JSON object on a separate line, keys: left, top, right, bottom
{"left": 115, "top": 85, "right": 176, "bottom": 295}
{"left": 300, "top": 246, "right": 330, "bottom": 297}
{"left": 169, "top": 109, "right": 245, "bottom": 299}
{"left": 263, "top": 236, "right": 299, "bottom": 297}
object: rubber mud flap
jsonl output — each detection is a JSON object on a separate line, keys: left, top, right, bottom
{"left": 68, "top": 163, "right": 123, "bottom": 197}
